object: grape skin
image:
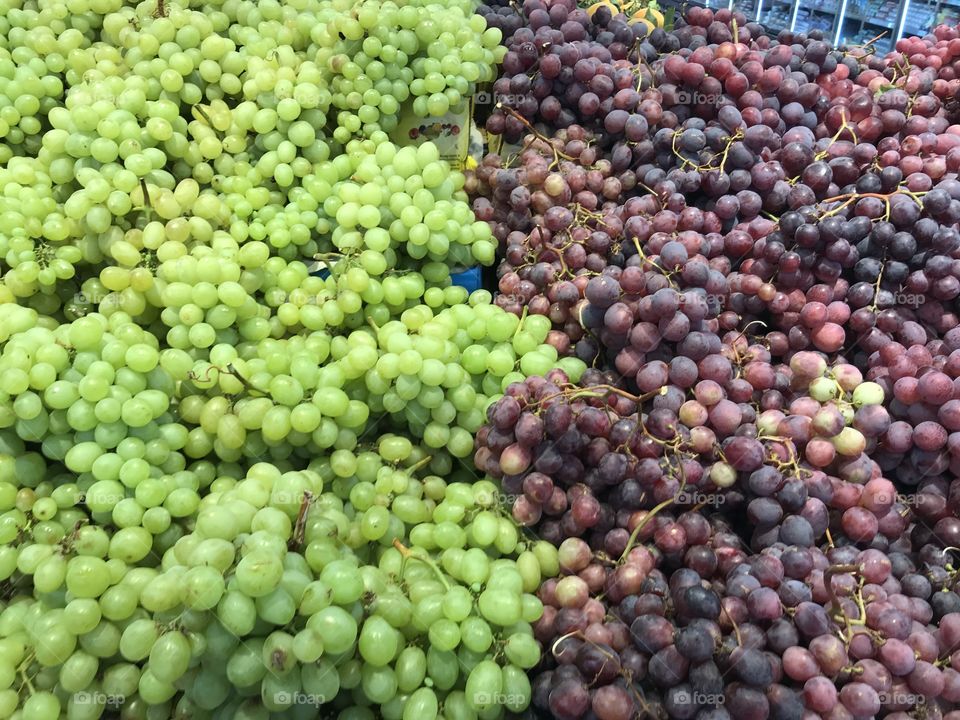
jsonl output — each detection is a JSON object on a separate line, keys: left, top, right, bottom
{"left": 7, "top": 0, "right": 960, "bottom": 716}
{"left": 470, "top": 3, "right": 960, "bottom": 718}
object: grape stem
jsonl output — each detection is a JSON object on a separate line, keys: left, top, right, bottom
{"left": 289, "top": 491, "right": 314, "bottom": 550}
{"left": 722, "top": 602, "right": 743, "bottom": 646}
{"left": 617, "top": 492, "right": 679, "bottom": 564}
{"left": 714, "top": 128, "right": 744, "bottom": 175}
{"left": 58, "top": 519, "right": 88, "bottom": 555}
{"left": 819, "top": 195, "right": 856, "bottom": 220}
{"left": 393, "top": 539, "right": 450, "bottom": 591}
{"left": 825, "top": 528, "right": 835, "bottom": 549}
{"left": 192, "top": 105, "right": 216, "bottom": 130}
{"left": 635, "top": 178, "right": 664, "bottom": 201}
{"left": 538, "top": 226, "right": 573, "bottom": 278}
{"left": 825, "top": 563, "right": 860, "bottom": 639}
{"left": 496, "top": 104, "right": 575, "bottom": 165}
{"left": 550, "top": 630, "right": 583, "bottom": 658}
{"left": 139, "top": 179, "right": 152, "bottom": 213}
{"left": 729, "top": 319, "right": 768, "bottom": 354}
{"left": 867, "top": 260, "right": 886, "bottom": 312}
{"left": 223, "top": 363, "right": 270, "bottom": 397}
{"left": 550, "top": 624, "right": 646, "bottom": 708}
{"left": 631, "top": 237, "right": 678, "bottom": 289}
{"left": 513, "top": 306, "right": 528, "bottom": 339}
{"left": 849, "top": 30, "right": 887, "bottom": 57}
{"left": 671, "top": 131, "right": 698, "bottom": 171}
{"left": 20, "top": 669, "right": 34, "bottom": 695}
{"left": 534, "top": 384, "right": 663, "bottom": 410}
{"left": 403, "top": 455, "right": 433, "bottom": 474}
{"left": 814, "top": 115, "right": 859, "bottom": 161}
{"left": 822, "top": 190, "right": 928, "bottom": 206}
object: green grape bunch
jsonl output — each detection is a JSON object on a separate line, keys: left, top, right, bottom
{"left": 313, "top": 0, "right": 505, "bottom": 140}
{"left": 0, "top": 437, "right": 560, "bottom": 720}
{"left": 314, "top": 137, "right": 497, "bottom": 271}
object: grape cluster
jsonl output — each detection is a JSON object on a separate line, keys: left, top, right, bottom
{"left": 0, "top": 432, "right": 561, "bottom": 720}
{"left": 474, "top": 369, "right": 960, "bottom": 719}
{"left": 480, "top": 0, "right": 651, "bottom": 145}
{"left": 530, "top": 533, "right": 960, "bottom": 720}
{"left": 0, "top": 0, "right": 572, "bottom": 714}
{"left": 316, "top": 0, "right": 505, "bottom": 139}
{"left": 466, "top": 4, "right": 960, "bottom": 718}
{"left": 315, "top": 140, "right": 497, "bottom": 272}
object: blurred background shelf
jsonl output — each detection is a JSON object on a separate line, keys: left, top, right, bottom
{"left": 665, "top": 0, "right": 949, "bottom": 50}
{"left": 760, "top": 0, "right": 795, "bottom": 32}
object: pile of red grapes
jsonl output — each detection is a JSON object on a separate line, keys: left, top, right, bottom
{"left": 468, "top": 2, "right": 960, "bottom": 718}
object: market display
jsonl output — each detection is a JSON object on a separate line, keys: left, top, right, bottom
{"left": 4, "top": 0, "right": 960, "bottom": 718}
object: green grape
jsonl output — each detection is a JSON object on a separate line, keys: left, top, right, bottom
{"left": 292, "top": 627, "right": 325, "bottom": 663}
{"left": 23, "top": 692, "right": 61, "bottom": 720}
{"left": 395, "top": 646, "right": 427, "bottom": 693}
{"left": 460, "top": 617, "right": 493, "bottom": 654}
{"left": 182, "top": 566, "right": 225, "bottom": 610}
{"left": 148, "top": 631, "right": 192, "bottom": 683}
{"left": 360, "top": 663, "right": 398, "bottom": 705}
{"left": 308, "top": 606, "right": 357, "bottom": 655}
{"left": 65, "top": 556, "right": 112, "bottom": 598}
{"left": 403, "top": 687, "right": 438, "bottom": 720}
{"left": 503, "top": 634, "right": 540, "bottom": 669}
{"left": 58, "top": 650, "right": 99, "bottom": 693}
{"left": 427, "top": 618, "right": 460, "bottom": 652}
{"left": 0, "top": 7, "right": 577, "bottom": 716}
{"left": 425, "top": 646, "right": 458, "bottom": 691}
{"left": 478, "top": 589, "right": 522, "bottom": 627}
{"left": 465, "top": 660, "right": 502, "bottom": 712}
{"left": 500, "top": 663, "right": 532, "bottom": 712}
{"left": 120, "top": 619, "right": 159, "bottom": 662}
{"left": 358, "top": 615, "right": 399, "bottom": 667}
{"left": 234, "top": 552, "right": 283, "bottom": 597}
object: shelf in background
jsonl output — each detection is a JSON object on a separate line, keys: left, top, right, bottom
{"left": 843, "top": 12, "right": 897, "bottom": 27}
{"left": 840, "top": 31, "right": 895, "bottom": 50}
{"left": 748, "top": 0, "right": 938, "bottom": 56}
{"left": 806, "top": 0, "right": 841, "bottom": 14}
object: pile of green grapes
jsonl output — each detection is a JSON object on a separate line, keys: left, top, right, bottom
{"left": 0, "top": 433, "right": 560, "bottom": 720}
{"left": 0, "top": 0, "right": 501, "bottom": 305}
{"left": 0, "top": 0, "right": 556, "bottom": 717}
{"left": 314, "top": 0, "right": 504, "bottom": 139}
